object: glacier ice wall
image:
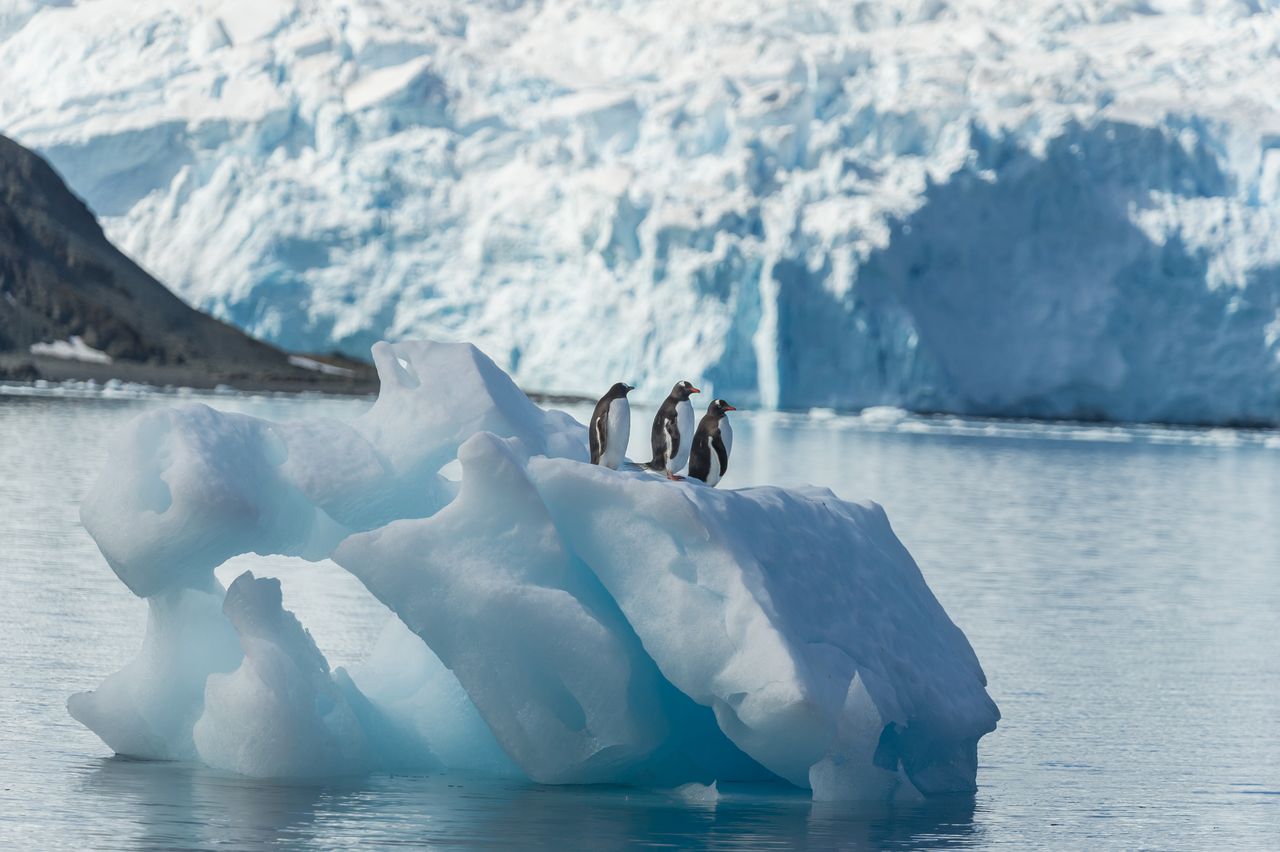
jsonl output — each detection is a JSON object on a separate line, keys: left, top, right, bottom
{"left": 3, "top": 1, "right": 1280, "bottom": 422}
{"left": 72, "top": 338, "right": 998, "bottom": 798}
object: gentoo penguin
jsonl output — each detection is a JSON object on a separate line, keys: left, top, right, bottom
{"left": 589, "top": 381, "right": 634, "bottom": 469}
{"left": 646, "top": 380, "right": 700, "bottom": 478}
{"left": 688, "top": 399, "right": 735, "bottom": 486}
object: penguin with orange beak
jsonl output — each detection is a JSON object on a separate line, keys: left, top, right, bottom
{"left": 688, "top": 399, "right": 736, "bottom": 487}
{"left": 646, "top": 380, "right": 700, "bottom": 479}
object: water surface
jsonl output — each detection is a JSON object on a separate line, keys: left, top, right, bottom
{"left": 1, "top": 388, "right": 1277, "bottom": 849}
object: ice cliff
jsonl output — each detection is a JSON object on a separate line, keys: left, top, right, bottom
{"left": 3, "top": 1, "right": 1279, "bottom": 422}
{"left": 4, "top": 1, "right": 1280, "bottom": 423}
{"left": 71, "top": 339, "right": 999, "bottom": 800}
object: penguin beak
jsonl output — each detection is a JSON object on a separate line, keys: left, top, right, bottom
{"left": 690, "top": 386, "right": 701, "bottom": 394}
{"left": 723, "top": 404, "right": 736, "bottom": 411}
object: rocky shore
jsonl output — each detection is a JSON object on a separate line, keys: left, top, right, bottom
{"left": 0, "top": 134, "right": 375, "bottom": 395}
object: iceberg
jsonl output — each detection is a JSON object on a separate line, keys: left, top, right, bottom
{"left": 73, "top": 339, "right": 998, "bottom": 798}
{"left": 4, "top": 1, "right": 1280, "bottom": 423}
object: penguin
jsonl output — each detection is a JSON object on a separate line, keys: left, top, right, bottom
{"left": 646, "top": 380, "right": 700, "bottom": 478}
{"left": 589, "top": 381, "right": 634, "bottom": 469}
{"left": 688, "top": 399, "right": 735, "bottom": 487}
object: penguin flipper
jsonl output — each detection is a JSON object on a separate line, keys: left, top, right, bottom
{"left": 588, "top": 397, "right": 610, "bottom": 465}
{"left": 711, "top": 432, "right": 729, "bottom": 477}
{"left": 664, "top": 418, "right": 680, "bottom": 462}
{"left": 590, "top": 413, "right": 605, "bottom": 465}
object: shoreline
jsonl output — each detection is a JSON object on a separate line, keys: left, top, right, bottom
{"left": 6, "top": 372, "right": 1278, "bottom": 455}
{"left": 0, "top": 353, "right": 379, "bottom": 397}
{"left": 0, "top": 353, "right": 595, "bottom": 407}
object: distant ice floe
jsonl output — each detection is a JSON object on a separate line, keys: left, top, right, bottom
{"left": 673, "top": 781, "right": 720, "bottom": 804}
{"left": 4, "top": 374, "right": 1276, "bottom": 451}
{"left": 29, "top": 336, "right": 112, "bottom": 364}
{"left": 71, "top": 339, "right": 999, "bottom": 800}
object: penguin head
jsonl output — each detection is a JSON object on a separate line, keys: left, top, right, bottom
{"left": 607, "top": 381, "right": 634, "bottom": 398}
{"left": 708, "top": 398, "right": 736, "bottom": 418}
{"left": 670, "top": 380, "right": 701, "bottom": 401}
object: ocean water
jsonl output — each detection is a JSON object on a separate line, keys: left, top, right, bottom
{"left": 1, "top": 388, "right": 1277, "bottom": 850}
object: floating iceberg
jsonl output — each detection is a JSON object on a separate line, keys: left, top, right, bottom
{"left": 73, "top": 340, "right": 999, "bottom": 798}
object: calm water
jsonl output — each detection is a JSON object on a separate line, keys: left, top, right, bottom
{"left": 1, "top": 387, "right": 1277, "bottom": 850}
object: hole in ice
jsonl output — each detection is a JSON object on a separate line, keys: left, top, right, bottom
{"left": 388, "top": 351, "right": 421, "bottom": 389}
{"left": 214, "top": 554, "right": 389, "bottom": 669}
{"left": 873, "top": 723, "right": 901, "bottom": 772}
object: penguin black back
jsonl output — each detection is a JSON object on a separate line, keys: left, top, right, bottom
{"left": 647, "top": 380, "right": 699, "bottom": 474}
{"left": 590, "top": 381, "right": 633, "bottom": 467}
{"left": 688, "top": 398, "right": 736, "bottom": 486}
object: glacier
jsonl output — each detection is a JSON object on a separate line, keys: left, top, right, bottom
{"left": 3, "top": 1, "right": 1280, "bottom": 423}
{"left": 71, "top": 339, "right": 999, "bottom": 799}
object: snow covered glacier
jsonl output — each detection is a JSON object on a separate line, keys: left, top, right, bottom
{"left": 72, "top": 339, "right": 999, "bottom": 799}
{"left": 6, "top": 1, "right": 1279, "bottom": 422}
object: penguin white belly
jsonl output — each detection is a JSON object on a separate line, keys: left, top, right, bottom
{"left": 701, "top": 421, "right": 731, "bottom": 486}
{"left": 602, "top": 397, "right": 630, "bottom": 469}
{"left": 708, "top": 420, "right": 731, "bottom": 486}
{"left": 702, "top": 447, "right": 722, "bottom": 487}
{"left": 671, "top": 400, "right": 694, "bottom": 472}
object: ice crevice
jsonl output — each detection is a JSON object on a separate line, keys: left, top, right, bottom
{"left": 72, "top": 339, "right": 999, "bottom": 800}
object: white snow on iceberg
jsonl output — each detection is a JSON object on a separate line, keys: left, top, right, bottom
{"left": 73, "top": 339, "right": 998, "bottom": 798}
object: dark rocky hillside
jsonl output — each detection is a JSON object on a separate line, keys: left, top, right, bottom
{"left": 0, "top": 134, "right": 374, "bottom": 392}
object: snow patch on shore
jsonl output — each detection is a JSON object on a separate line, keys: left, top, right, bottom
{"left": 29, "top": 336, "right": 112, "bottom": 364}
{"left": 289, "top": 355, "right": 355, "bottom": 377}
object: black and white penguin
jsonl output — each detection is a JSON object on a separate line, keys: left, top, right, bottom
{"left": 646, "top": 380, "right": 700, "bottom": 478}
{"left": 589, "top": 381, "right": 634, "bottom": 469}
{"left": 688, "top": 399, "right": 735, "bottom": 487}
